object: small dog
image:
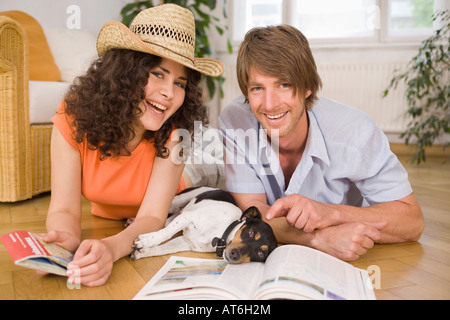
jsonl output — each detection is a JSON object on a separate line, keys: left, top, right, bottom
{"left": 130, "top": 187, "right": 277, "bottom": 263}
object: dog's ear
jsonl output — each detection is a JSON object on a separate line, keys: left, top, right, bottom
{"left": 241, "top": 206, "right": 262, "bottom": 220}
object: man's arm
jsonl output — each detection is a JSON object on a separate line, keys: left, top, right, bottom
{"left": 232, "top": 192, "right": 424, "bottom": 261}
{"left": 266, "top": 192, "right": 424, "bottom": 243}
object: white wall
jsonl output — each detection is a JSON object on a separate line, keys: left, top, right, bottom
{"left": 0, "top": 0, "right": 129, "bottom": 35}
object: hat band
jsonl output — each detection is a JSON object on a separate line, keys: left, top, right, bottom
{"left": 131, "top": 24, "right": 194, "bottom": 47}
{"left": 142, "top": 40, "right": 195, "bottom": 65}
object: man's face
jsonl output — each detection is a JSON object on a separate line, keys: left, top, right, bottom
{"left": 247, "top": 67, "right": 311, "bottom": 139}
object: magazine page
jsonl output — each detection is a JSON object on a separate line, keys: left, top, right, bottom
{"left": 133, "top": 256, "right": 265, "bottom": 300}
{"left": 254, "top": 245, "right": 375, "bottom": 300}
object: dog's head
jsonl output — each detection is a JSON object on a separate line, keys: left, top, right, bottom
{"left": 212, "top": 206, "right": 277, "bottom": 264}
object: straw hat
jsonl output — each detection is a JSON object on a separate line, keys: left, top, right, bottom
{"left": 96, "top": 4, "right": 224, "bottom": 77}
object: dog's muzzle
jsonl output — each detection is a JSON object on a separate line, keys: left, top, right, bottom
{"left": 212, "top": 218, "right": 244, "bottom": 258}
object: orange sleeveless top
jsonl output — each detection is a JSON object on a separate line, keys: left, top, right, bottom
{"left": 52, "top": 100, "right": 185, "bottom": 220}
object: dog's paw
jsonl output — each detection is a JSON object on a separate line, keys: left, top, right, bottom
{"left": 130, "top": 246, "right": 156, "bottom": 260}
{"left": 132, "top": 239, "right": 144, "bottom": 251}
{"left": 130, "top": 241, "right": 145, "bottom": 260}
{"left": 130, "top": 250, "right": 144, "bottom": 260}
{"left": 124, "top": 218, "right": 135, "bottom": 227}
{"left": 132, "top": 234, "right": 155, "bottom": 251}
{"left": 130, "top": 249, "right": 143, "bottom": 260}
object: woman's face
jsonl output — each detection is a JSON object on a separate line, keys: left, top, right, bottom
{"left": 137, "top": 58, "right": 188, "bottom": 132}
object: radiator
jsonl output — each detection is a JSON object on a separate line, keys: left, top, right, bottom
{"left": 220, "top": 61, "right": 409, "bottom": 134}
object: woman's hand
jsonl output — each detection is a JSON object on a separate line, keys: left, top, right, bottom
{"left": 41, "top": 232, "right": 115, "bottom": 286}
{"left": 66, "top": 239, "right": 115, "bottom": 287}
{"left": 42, "top": 230, "right": 80, "bottom": 253}
{"left": 35, "top": 231, "right": 80, "bottom": 276}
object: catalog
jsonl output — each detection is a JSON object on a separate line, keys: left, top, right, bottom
{"left": 133, "top": 244, "right": 376, "bottom": 300}
{"left": 0, "top": 230, "right": 73, "bottom": 276}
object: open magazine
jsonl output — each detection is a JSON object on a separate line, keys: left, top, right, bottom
{"left": 0, "top": 231, "right": 73, "bottom": 276}
{"left": 133, "top": 245, "right": 376, "bottom": 300}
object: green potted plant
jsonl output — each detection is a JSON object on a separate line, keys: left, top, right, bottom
{"left": 384, "top": 10, "right": 449, "bottom": 164}
{"left": 120, "top": 0, "right": 232, "bottom": 99}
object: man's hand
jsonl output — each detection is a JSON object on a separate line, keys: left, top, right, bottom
{"left": 312, "top": 222, "right": 387, "bottom": 261}
{"left": 266, "top": 194, "right": 342, "bottom": 232}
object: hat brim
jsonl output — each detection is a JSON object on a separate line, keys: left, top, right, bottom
{"left": 96, "top": 21, "right": 224, "bottom": 78}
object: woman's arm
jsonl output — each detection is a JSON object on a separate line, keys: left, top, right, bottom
{"left": 66, "top": 140, "right": 185, "bottom": 286}
{"left": 104, "top": 139, "right": 186, "bottom": 260}
{"left": 45, "top": 126, "right": 83, "bottom": 252}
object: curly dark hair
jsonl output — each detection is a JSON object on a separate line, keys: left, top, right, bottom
{"left": 64, "top": 49, "right": 208, "bottom": 159}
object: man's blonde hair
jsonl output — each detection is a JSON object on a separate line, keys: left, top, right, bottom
{"left": 237, "top": 25, "right": 322, "bottom": 110}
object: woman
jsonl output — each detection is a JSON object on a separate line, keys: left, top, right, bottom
{"left": 43, "top": 4, "right": 224, "bottom": 287}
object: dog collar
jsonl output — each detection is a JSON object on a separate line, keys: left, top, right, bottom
{"left": 212, "top": 218, "right": 245, "bottom": 258}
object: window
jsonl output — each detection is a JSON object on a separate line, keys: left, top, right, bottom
{"left": 231, "top": 0, "right": 446, "bottom": 43}
{"left": 291, "top": 0, "right": 377, "bottom": 39}
{"left": 232, "top": 0, "right": 283, "bottom": 42}
{"left": 387, "top": 0, "right": 435, "bottom": 37}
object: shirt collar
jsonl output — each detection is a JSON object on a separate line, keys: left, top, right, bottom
{"left": 304, "top": 110, "right": 330, "bottom": 167}
{"left": 256, "top": 110, "right": 330, "bottom": 180}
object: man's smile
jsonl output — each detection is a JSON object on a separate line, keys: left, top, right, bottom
{"left": 265, "top": 112, "right": 288, "bottom": 120}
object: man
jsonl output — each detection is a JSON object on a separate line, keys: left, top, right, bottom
{"left": 219, "top": 25, "right": 424, "bottom": 261}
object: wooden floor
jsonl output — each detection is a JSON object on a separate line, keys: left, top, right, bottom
{"left": 0, "top": 155, "right": 449, "bottom": 300}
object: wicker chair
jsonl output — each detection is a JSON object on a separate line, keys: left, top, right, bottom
{"left": 0, "top": 16, "right": 52, "bottom": 202}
